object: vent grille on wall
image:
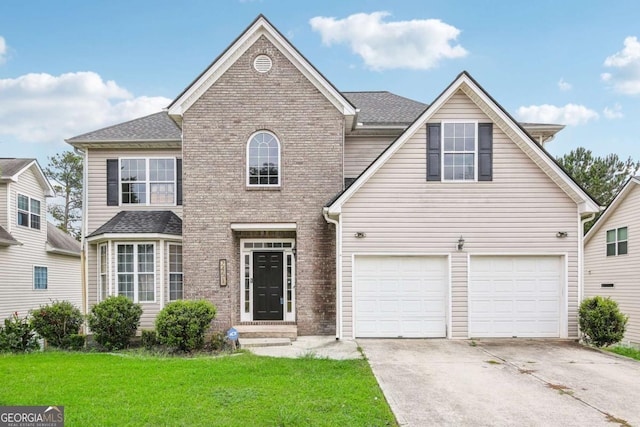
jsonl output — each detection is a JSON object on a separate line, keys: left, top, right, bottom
{"left": 254, "top": 55, "right": 272, "bottom": 73}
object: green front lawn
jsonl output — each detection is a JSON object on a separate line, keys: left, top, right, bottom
{"left": 607, "top": 345, "right": 640, "bottom": 361}
{"left": 0, "top": 352, "right": 396, "bottom": 426}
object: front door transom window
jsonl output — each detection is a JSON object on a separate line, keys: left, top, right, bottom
{"left": 247, "top": 131, "right": 280, "bottom": 186}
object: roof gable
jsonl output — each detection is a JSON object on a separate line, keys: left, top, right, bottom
{"left": 168, "top": 15, "right": 355, "bottom": 119}
{"left": 584, "top": 177, "right": 640, "bottom": 244}
{"left": 326, "top": 71, "right": 599, "bottom": 215}
{"left": 0, "top": 158, "right": 54, "bottom": 196}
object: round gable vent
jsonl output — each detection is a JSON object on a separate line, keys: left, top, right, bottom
{"left": 253, "top": 55, "right": 272, "bottom": 73}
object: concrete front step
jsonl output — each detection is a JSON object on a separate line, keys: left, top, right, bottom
{"left": 241, "top": 337, "right": 292, "bottom": 348}
{"left": 234, "top": 324, "right": 297, "bottom": 340}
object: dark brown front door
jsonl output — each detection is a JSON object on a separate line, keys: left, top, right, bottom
{"left": 253, "top": 251, "right": 284, "bottom": 320}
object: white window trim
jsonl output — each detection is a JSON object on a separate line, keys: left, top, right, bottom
{"left": 17, "top": 193, "right": 42, "bottom": 230}
{"left": 116, "top": 242, "right": 156, "bottom": 303}
{"left": 246, "top": 130, "right": 282, "bottom": 188}
{"left": 441, "top": 120, "right": 478, "bottom": 183}
{"left": 97, "top": 243, "right": 108, "bottom": 302}
{"left": 168, "top": 243, "right": 183, "bottom": 302}
{"left": 606, "top": 226, "right": 628, "bottom": 256}
{"left": 240, "top": 238, "right": 295, "bottom": 322}
{"left": 33, "top": 265, "right": 48, "bottom": 290}
{"left": 119, "top": 157, "right": 177, "bottom": 206}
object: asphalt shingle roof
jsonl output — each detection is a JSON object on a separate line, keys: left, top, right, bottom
{"left": 0, "top": 158, "right": 34, "bottom": 179}
{"left": 0, "top": 225, "right": 19, "bottom": 245}
{"left": 47, "top": 223, "right": 81, "bottom": 255}
{"left": 88, "top": 211, "right": 182, "bottom": 237}
{"left": 342, "top": 92, "right": 428, "bottom": 126}
{"left": 66, "top": 112, "right": 182, "bottom": 143}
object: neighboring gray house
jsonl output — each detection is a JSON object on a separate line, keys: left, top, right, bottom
{"left": 584, "top": 176, "right": 640, "bottom": 345}
{"left": 67, "top": 15, "right": 599, "bottom": 339}
{"left": 0, "top": 158, "right": 82, "bottom": 319}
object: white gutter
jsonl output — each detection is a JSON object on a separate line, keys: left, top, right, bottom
{"left": 323, "top": 207, "right": 342, "bottom": 340}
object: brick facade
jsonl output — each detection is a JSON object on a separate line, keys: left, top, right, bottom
{"left": 182, "top": 35, "right": 344, "bottom": 335}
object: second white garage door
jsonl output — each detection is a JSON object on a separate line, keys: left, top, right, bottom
{"left": 354, "top": 256, "right": 448, "bottom": 338}
{"left": 469, "top": 256, "right": 563, "bottom": 338}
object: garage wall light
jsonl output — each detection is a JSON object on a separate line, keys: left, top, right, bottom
{"left": 457, "top": 236, "right": 465, "bottom": 251}
{"left": 556, "top": 231, "right": 568, "bottom": 238}
{"left": 354, "top": 232, "right": 366, "bottom": 238}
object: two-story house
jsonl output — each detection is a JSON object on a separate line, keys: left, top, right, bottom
{"left": 0, "top": 158, "right": 82, "bottom": 319}
{"left": 67, "top": 15, "right": 599, "bottom": 340}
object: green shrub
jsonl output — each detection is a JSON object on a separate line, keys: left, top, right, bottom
{"left": 0, "top": 312, "right": 39, "bottom": 353}
{"left": 156, "top": 300, "right": 216, "bottom": 352}
{"left": 31, "top": 300, "right": 83, "bottom": 349}
{"left": 579, "top": 296, "right": 628, "bottom": 347}
{"left": 68, "top": 334, "right": 86, "bottom": 351}
{"left": 87, "top": 296, "right": 143, "bottom": 351}
{"left": 141, "top": 329, "right": 158, "bottom": 350}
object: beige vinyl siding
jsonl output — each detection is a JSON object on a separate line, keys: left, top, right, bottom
{"left": 344, "top": 136, "right": 394, "bottom": 178}
{"left": 0, "top": 184, "right": 7, "bottom": 228}
{"left": 340, "top": 90, "right": 580, "bottom": 338}
{"left": 86, "top": 148, "right": 183, "bottom": 234}
{"left": 0, "top": 167, "right": 82, "bottom": 319}
{"left": 584, "top": 183, "right": 640, "bottom": 345}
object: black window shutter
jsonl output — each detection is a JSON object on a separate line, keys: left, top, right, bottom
{"left": 427, "top": 123, "right": 441, "bottom": 181}
{"left": 106, "top": 159, "right": 119, "bottom": 206}
{"left": 176, "top": 159, "right": 183, "bottom": 206}
{"left": 478, "top": 123, "right": 493, "bottom": 181}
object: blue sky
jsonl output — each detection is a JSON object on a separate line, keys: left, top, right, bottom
{"left": 1, "top": 0, "right": 639, "bottom": 167}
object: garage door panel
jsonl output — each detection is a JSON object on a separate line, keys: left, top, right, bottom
{"left": 469, "top": 256, "right": 562, "bottom": 338}
{"left": 354, "top": 256, "right": 448, "bottom": 338}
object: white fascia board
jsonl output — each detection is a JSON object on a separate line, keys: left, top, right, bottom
{"left": 45, "top": 243, "right": 81, "bottom": 257}
{"left": 230, "top": 223, "right": 297, "bottom": 231}
{"left": 86, "top": 233, "right": 183, "bottom": 244}
{"left": 584, "top": 177, "right": 639, "bottom": 244}
{"left": 458, "top": 77, "right": 599, "bottom": 213}
{"left": 168, "top": 17, "right": 355, "bottom": 118}
{"left": 12, "top": 160, "right": 55, "bottom": 197}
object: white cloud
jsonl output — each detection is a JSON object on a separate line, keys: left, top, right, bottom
{"left": 0, "top": 36, "right": 7, "bottom": 64}
{"left": 602, "top": 36, "right": 640, "bottom": 95}
{"left": 557, "top": 78, "right": 572, "bottom": 91}
{"left": 517, "top": 104, "right": 599, "bottom": 126}
{"left": 0, "top": 71, "right": 171, "bottom": 144}
{"left": 309, "top": 11, "right": 467, "bottom": 70}
{"left": 603, "top": 103, "right": 624, "bottom": 119}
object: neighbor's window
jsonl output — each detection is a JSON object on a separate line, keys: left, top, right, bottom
{"left": 34, "top": 266, "right": 48, "bottom": 290}
{"left": 606, "top": 227, "right": 628, "bottom": 256}
{"left": 247, "top": 131, "right": 280, "bottom": 186}
{"left": 120, "top": 158, "right": 175, "bottom": 205}
{"left": 169, "top": 244, "right": 183, "bottom": 301}
{"left": 442, "top": 122, "right": 476, "bottom": 181}
{"left": 117, "top": 243, "right": 155, "bottom": 302}
{"left": 98, "top": 244, "right": 108, "bottom": 301}
{"left": 17, "top": 194, "right": 41, "bottom": 230}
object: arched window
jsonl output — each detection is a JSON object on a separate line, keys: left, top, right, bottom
{"left": 247, "top": 131, "right": 280, "bottom": 186}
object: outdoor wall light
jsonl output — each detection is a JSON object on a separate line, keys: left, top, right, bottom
{"left": 457, "top": 236, "right": 465, "bottom": 251}
{"left": 354, "top": 232, "right": 366, "bottom": 239}
{"left": 556, "top": 231, "right": 568, "bottom": 238}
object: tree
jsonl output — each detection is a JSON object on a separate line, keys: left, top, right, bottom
{"left": 557, "top": 147, "right": 640, "bottom": 233}
{"left": 44, "top": 151, "right": 83, "bottom": 239}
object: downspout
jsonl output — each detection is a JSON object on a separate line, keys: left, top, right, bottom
{"left": 75, "top": 147, "right": 89, "bottom": 318}
{"left": 323, "top": 207, "right": 341, "bottom": 340}
{"left": 578, "top": 212, "right": 596, "bottom": 307}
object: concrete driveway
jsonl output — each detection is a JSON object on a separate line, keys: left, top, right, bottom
{"left": 359, "top": 339, "right": 640, "bottom": 426}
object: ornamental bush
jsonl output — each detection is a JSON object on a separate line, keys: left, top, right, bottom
{"left": 156, "top": 300, "right": 216, "bottom": 352}
{"left": 87, "top": 296, "right": 143, "bottom": 351}
{"left": 31, "top": 300, "right": 83, "bottom": 349}
{"left": 579, "top": 296, "right": 628, "bottom": 347}
{"left": 0, "top": 312, "right": 39, "bottom": 353}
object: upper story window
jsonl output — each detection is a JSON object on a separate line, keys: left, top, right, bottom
{"left": 247, "top": 131, "right": 280, "bottom": 187}
{"left": 120, "top": 158, "right": 175, "bottom": 205}
{"left": 606, "top": 226, "right": 628, "bottom": 256}
{"left": 442, "top": 122, "right": 476, "bottom": 181}
{"left": 17, "top": 194, "right": 41, "bottom": 230}
{"left": 427, "top": 122, "right": 492, "bottom": 182}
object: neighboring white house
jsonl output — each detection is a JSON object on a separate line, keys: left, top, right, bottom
{"left": 0, "top": 158, "right": 82, "bottom": 320}
{"left": 584, "top": 176, "right": 640, "bottom": 345}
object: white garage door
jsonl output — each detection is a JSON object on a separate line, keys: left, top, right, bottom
{"left": 469, "top": 256, "right": 562, "bottom": 338}
{"left": 354, "top": 256, "right": 448, "bottom": 338}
